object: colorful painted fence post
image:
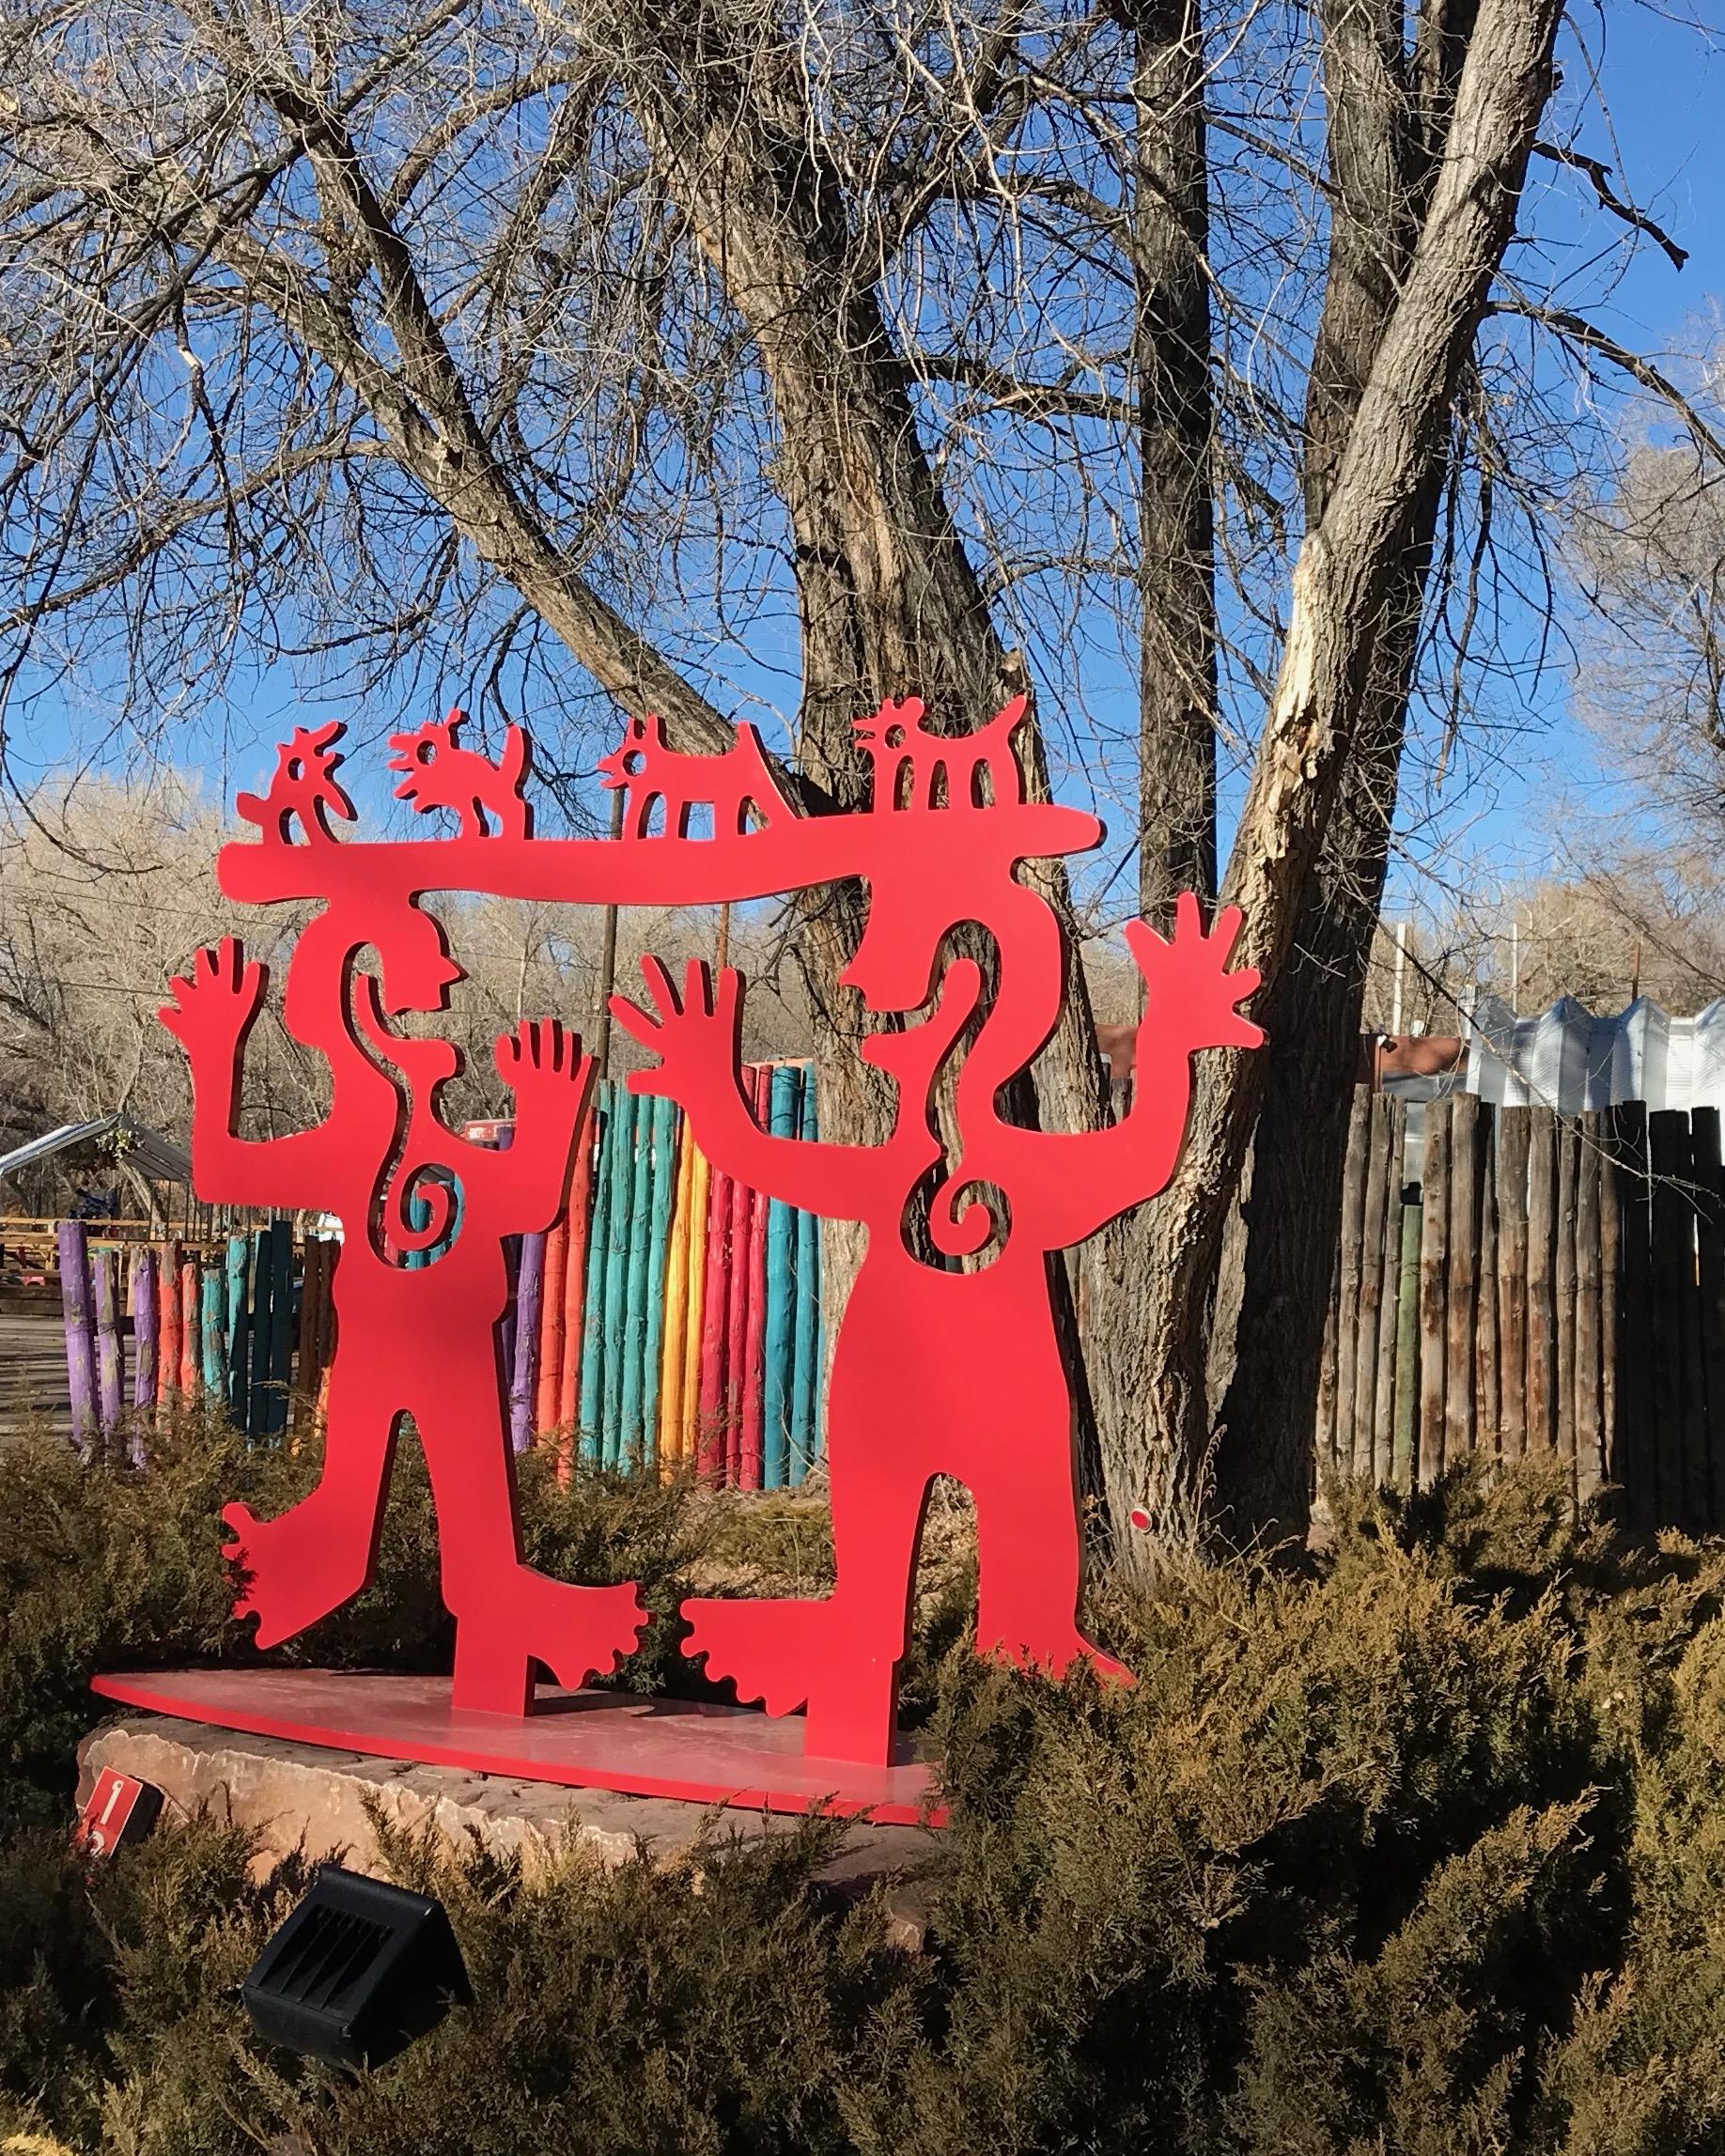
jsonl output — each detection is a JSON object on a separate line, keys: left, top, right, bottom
{"left": 56, "top": 1221, "right": 98, "bottom": 1451}
{"left": 763, "top": 1065, "right": 800, "bottom": 1489}
{"left": 791, "top": 1070, "right": 822, "bottom": 1483}
{"left": 92, "top": 1244, "right": 125, "bottom": 1449}
{"left": 130, "top": 1249, "right": 158, "bottom": 1432}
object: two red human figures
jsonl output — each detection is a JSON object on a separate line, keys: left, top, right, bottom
{"left": 163, "top": 693, "right": 1260, "bottom": 1765}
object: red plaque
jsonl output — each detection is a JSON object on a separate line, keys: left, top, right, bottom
{"left": 77, "top": 1765, "right": 164, "bottom": 1856}
{"left": 125, "top": 692, "right": 1261, "bottom": 1802}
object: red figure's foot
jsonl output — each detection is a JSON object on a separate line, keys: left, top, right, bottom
{"left": 450, "top": 1573, "right": 649, "bottom": 1716}
{"left": 984, "top": 1625, "right": 1137, "bottom": 1689}
{"left": 682, "top": 1596, "right": 905, "bottom": 1765}
{"left": 678, "top": 1595, "right": 834, "bottom": 1716}
{"left": 222, "top": 1500, "right": 366, "bottom": 1649}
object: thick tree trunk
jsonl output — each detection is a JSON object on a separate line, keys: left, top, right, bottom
{"left": 1123, "top": 0, "right": 1562, "bottom": 1564}
{"left": 1080, "top": 0, "right": 1218, "bottom": 1545}
{"left": 1207, "top": 0, "right": 1480, "bottom": 1546}
{"left": 1130, "top": 0, "right": 1218, "bottom": 924}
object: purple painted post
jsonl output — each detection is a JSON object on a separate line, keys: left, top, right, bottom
{"left": 130, "top": 1249, "right": 156, "bottom": 1466}
{"left": 92, "top": 1248, "right": 125, "bottom": 1446}
{"left": 56, "top": 1219, "right": 98, "bottom": 1451}
{"left": 510, "top": 1230, "right": 545, "bottom": 1455}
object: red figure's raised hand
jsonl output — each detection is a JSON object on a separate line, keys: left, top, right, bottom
{"left": 159, "top": 937, "right": 266, "bottom": 1062}
{"left": 1127, "top": 892, "right": 1263, "bottom": 1053}
{"left": 612, "top": 957, "right": 738, "bottom": 1105}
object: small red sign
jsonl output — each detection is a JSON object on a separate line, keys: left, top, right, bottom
{"left": 76, "top": 1767, "right": 163, "bottom": 1857}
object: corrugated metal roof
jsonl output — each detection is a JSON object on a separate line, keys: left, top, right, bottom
{"left": 0, "top": 1114, "right": 191, "bottom": 1187}
{"left": 1467, "top": 995, "right": 1725, "bottom": 1113}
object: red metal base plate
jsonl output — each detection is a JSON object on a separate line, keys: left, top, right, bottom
{"left": 88, "top": 1670, "right": 946, "bottom": 1826}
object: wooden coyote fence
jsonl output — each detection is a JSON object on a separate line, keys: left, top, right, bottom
{"left": 1320, "top": 1094, "right": 1725, "bottom": 1530}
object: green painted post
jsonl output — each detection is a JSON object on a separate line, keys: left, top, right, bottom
{"left": 577, "top": 1086, "right": 614, "bottom": 1465}
{"left": 607, "top": 1090, "right": 643, "bottom": 1467}
{"left": 199, "top": 1265, "right": 225, "bottom": 1400}
{"left": 247, "top": 1224, "right": 274, "bottom": 1440}
{"left": 639, "top": 1097, "right": 680, "bottom": 1471}
{"left": 225, "top": 1234, "right": 250, "bottom": 1429}
{"left": 763, "top": 1066, "right": 799, "bottom": 1488}
{"left": 265, "top": 1218, "right": 294, "bottom": 1438}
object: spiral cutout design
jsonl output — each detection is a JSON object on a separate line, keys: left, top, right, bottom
{"left": 372, "top": 1161, "right": 458, "bottom": 1264}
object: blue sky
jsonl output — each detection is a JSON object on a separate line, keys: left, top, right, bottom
{"left": 9, "top": 1, "right": 1725, "bottom": 916}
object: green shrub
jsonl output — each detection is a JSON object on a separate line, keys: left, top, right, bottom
{"left": 15, "top": 1447, "right": 1725, "bottom": 2151}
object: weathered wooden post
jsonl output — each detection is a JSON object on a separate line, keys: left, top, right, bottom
{"left": 57, "top": 1219, "right": 98, "bottom": 1451}
{"left": 91, "top": 1245, "right": 125, "bottom": 1447}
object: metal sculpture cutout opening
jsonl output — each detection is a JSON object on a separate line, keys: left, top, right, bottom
{"left": 163, "top": 694, "right": 1261, "bottom": 1771}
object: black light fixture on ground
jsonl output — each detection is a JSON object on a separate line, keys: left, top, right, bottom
{"left": 242, "top": 1865, "right": 471, "bottom": 2071}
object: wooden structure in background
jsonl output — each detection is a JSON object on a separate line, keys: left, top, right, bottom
{"left": 1320, "top": 1095, "right": 1725, "bottom": 1530}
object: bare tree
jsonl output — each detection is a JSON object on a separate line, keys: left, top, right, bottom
{"left": 0, "top": 0, "right": 1704, "bottom": 1548}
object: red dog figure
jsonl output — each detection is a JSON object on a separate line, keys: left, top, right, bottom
{"left": 614, "top": 702, "right": 1262, "bottom": 1761}
{"left": 161, "top": 901, "right": 646, "bottom": 1714}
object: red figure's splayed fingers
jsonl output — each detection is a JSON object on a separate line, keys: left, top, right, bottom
{"left": 492, "top": 1017, "right": 591, "bottom": 1095}
{"left": 610, "top": 955, "right": 741, "bottom": 1104}
{"left": 159, "top": 936, "right": 266, "bottom": 1049}
{"left": 1127, "top": 892, "right": 1264, "bottom": 1053}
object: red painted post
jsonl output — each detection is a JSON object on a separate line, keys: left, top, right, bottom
{"left": 697, "top": 1151, "right": 732, "bottom": 1486}
{"left": 722, "top": 1078, "right": 754, "bottom": 1487}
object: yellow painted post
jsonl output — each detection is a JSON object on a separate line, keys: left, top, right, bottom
{"left": 660, "top": 1118, "right": 694, "bottom": 1480}
{"left": 679, "top": 1140, "right": 710, "bottom": 1467}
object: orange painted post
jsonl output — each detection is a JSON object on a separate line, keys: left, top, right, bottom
{"left": 157, "top": 1240, "right": 181, "bottom": 1404}
{"left": 659, "top": 1113, "right": 695, "bottom": 1478}
{"left": 179, "top": 1253, "right": 200, "bottom": 1398}
{"left": 680, "top": 1140, "right": 711, "bottom": 1470}
{"left": 536, "top": 1209, "right": 567, "bottom": 1441}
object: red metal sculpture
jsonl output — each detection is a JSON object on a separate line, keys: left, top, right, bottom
{"left": 132, "top": 692, "right": 1260, "bottom": 1806}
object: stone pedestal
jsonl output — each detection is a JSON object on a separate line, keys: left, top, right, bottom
{"left": 76, "top": 1714, "right": 936, "bottom": 1947}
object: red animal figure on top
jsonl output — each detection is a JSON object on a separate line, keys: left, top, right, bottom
{"left": 235, "top": 721, "right": 357, "bottom": 845}
{"left": 388, "top": 709, "right": 532, "bottom": 839}
{"left": 598, "top": 713, "right": 790, "bottom": 838}
{"left": 852, "top": 691, "right": 1026, "bottom": 812}
{"left": 612, "top": 706, "right": 1264, "bottom": 1765}
{"left": 160, "top": 875, "right": 646, "bottom": 1713}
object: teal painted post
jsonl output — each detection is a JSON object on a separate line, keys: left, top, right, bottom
{"left": 247, "top": 1224, "right": 274, "bottom": 1440}
{"left": 600, "top": 1086, "right": 638, "bottom": 1465}
{"left": 615, "top": 1092, "right": 651, "bottom": 1468}
{"left": 264, "top": 1218, "right": 294, "bottom": 1439}
{"left": 577, "top": 1086, "right": 614, "bottom": 1465}
{"left": 199, "top": 1265, "right": 225, "bottom": 1399}
{"left": 790, "top": 1065, "right": 821, "bottom": 1483}
{"left": 639, "top": 1097, "right": 679, "bottom": 1471}
{"left": 763, "top": 1066, "right": 799, "bottom": 1488}
{"left": 225, "top": 1234, "right": 250, "bottom": 1430}
{"left": 405, "top": 1189, "right": 431, "bottom": 1270}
